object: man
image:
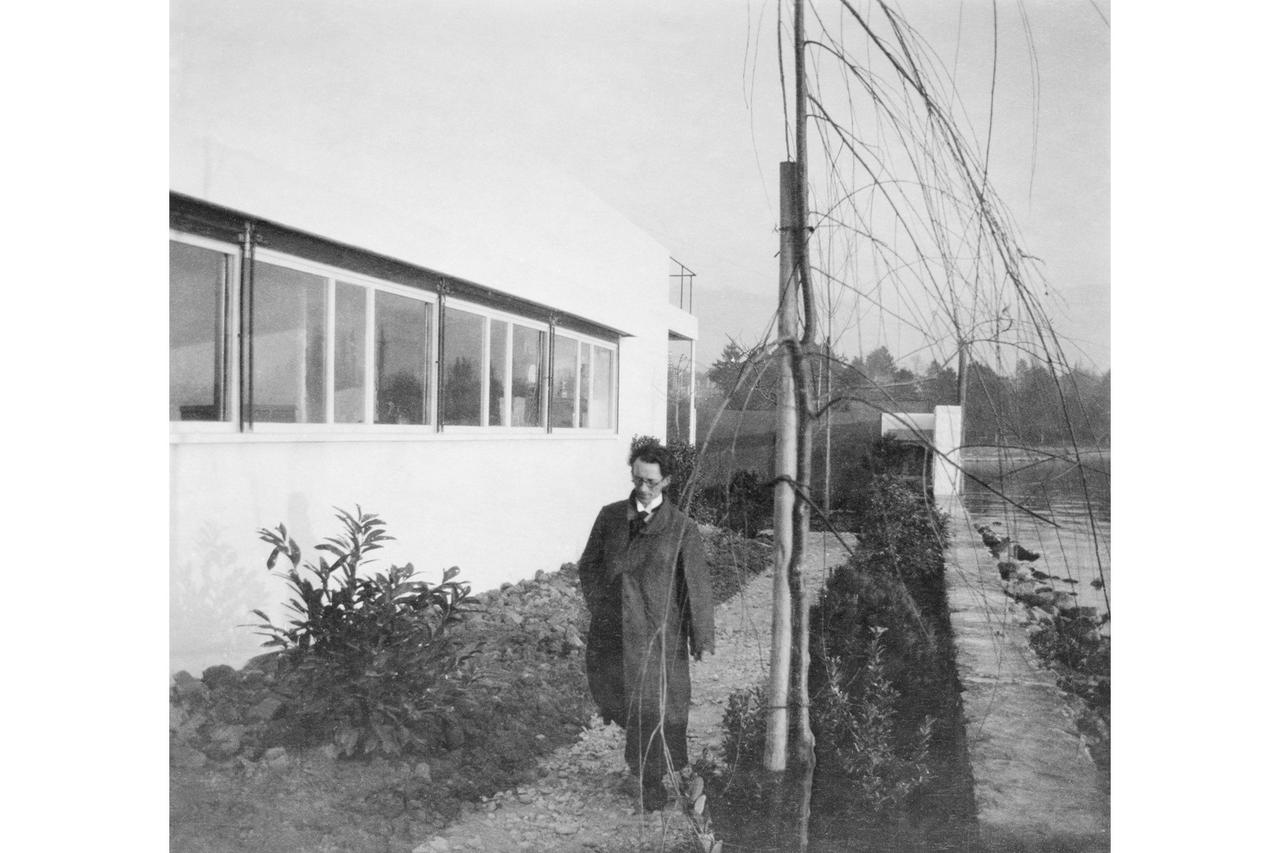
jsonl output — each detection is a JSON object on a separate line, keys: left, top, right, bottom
{"left": 577, "top": 443, "right": 715, "bottom": 811}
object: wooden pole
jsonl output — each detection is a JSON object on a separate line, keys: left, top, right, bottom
{"left": 764, "top": 161, "right": 799, "bottom": 773}
{"left": 789, "top": 3, "right": 816, "bottom": 846}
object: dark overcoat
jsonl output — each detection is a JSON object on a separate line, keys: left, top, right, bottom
{"left": 578, "top": 499, "right": 715, "bottom": 728}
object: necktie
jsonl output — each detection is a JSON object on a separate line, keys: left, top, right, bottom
{"left": 630, "top": 510, "right": 651, "bottom": 539}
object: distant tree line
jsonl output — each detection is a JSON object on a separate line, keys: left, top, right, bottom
{"left": 701, "top": 341, "right": 1109, "bottom": 446}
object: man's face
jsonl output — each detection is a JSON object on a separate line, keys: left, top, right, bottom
{"left": 631, "top": 460, "right": 669, "bottom": 508}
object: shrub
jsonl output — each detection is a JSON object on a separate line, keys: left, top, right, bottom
{"left": 811, "top": 556, "right": 941, "bottom": 728}
{"left": 850, "top": 474, "right": 950, "bottom": 607}
{"left": 720, "top": 684, "right": 769, "bottom": 777}
{"left": 813, "top": 627, "right": 934, "bottom": 815}
{"left": 696, "top": 469, "right": 773, "bottom": 538}
{"left": 253, "top": 507, "right": 480, "bottom": 758}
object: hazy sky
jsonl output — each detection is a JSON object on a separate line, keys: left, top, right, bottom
{"left": 172, "top": 0, "right": 1109, "bottom": 371}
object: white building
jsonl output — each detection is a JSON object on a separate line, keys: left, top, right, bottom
{"left": 170, "top": 128, "right": 697, "bottom": 675}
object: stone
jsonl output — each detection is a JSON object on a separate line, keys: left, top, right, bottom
{"left": 171, "top": 743, "right": 208, "bottom": 769}
{"left": 415, "top": 762, "right": 433, "bottom": 781}
{"left": 248, "top": 695, "right": 285, "bottom": 722}
{"left": 174, "top": 678, "right": 210, "bottom": 702}
{"left": 202, "top": 664, "right": 239, "bottom": 690}
{"left": 1051, "top": 591, "right": 1077, "bottom": 609}
{"left": 412, "top": 837, "right": 450, "bottom": 852}
{"left": 240, "top": 670, "right": 268, "bottom": 688}
{"left": 204, "top": 724, "right": 247, "bottom": 759}
{"left": 265, "top": 746, "right": 290, "bottom": 771}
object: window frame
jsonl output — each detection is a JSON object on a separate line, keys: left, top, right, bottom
{"left": 245, "top": 249, "right": 441, "bottom": 435}
{"left": 170, "top": 230, "right": 618, "bottom": 439}
{"left": 549, "top": 328, "right": 618, "bottom": 434}
{"left": 439, "top": 298, "right": 554, "bottom": 434}
{"left": 169, "top": 231, "right": 241, "bottom": 436}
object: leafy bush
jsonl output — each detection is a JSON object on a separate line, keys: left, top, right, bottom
{"left": 696, "top": 469, "right": 774, "bottom": 538}
{"left": 854, "top": 474, "right": 949, "bottom": 585}
{"left": 720, "top": 685, "right": 769, "bottom": 776}
{"left": 253, "top": 507, "right": 480, "bottom": 757}
{"left": 811, "top": 556, "right": 941, "bottom": 728}
{"left": 813, "top": 628, "right": 934, "bottom": 815}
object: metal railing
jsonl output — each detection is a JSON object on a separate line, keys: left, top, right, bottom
{"left": 668, "top": 257, "right": 695, "bottom": 312}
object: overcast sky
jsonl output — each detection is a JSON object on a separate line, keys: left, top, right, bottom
{"left": 172, "top": 0, "right": 1109, "bottom": 371}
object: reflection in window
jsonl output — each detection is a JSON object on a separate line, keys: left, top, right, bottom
{"left": 334, "top": 283, "right": 366, "bottom": 423}
{"left": 170, "top": 241, "right": 229, "bottom": 421}
{"left": 511, "top": 325, "right": 545, "bottom": 427}
{"left": 578, "top": 342, "right": 591, "bottom": 427}
{"left": 252, "top": 261, "right": 327, "bottom": 423}
{"left": 551, "top": 332, "right": 577, "bottom": 428}
{"left": 442, "top": 307, "right": 484, "bottom": 425}
{"left": 590, "top": 345, "right": 615, "bottom": 429}
{"left": 375, "top": 291, "right": 431, "bottom": 425}
{"left": 667, "top": 337, "right": 694, "bottom": 442}
{"left": 489, "top": 319, "right": 509, "bottom": 426}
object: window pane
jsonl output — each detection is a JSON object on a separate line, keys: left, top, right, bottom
{"left": 511, "top": 325, "right": 545, "bottom": 427}
{"left": 578, "top": 342, "right": 591, "bottom": 427}
{"left": 489, "top": 319, "right": 509, "bottom": 426}
{"left": 667, "top": 338, "right": 693, "bottom": 442}
{"left": 252, "top": 261, "right": 326, "bottom": 423}
{"left": 375, "top": 291, "right": 431, "bottom": 425}
{"left": 442, "top": 307, "right": 484, "bottom": 426}
{"left": 170, "top": 241, "right": 229, "bottom": 421}
{"left": 590, "top": 346, "right": 615, "bottom": 429}
{"left": 551, "top": 332, "right": 577, "bottom": 428}
{"left": 334, "top": 283, "right": 366, "bottom": 423}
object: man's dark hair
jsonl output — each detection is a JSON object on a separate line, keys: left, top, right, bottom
{"left": 629, "top": 441, "right": 672, "bottom": 478}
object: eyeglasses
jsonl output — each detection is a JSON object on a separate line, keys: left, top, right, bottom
{"left": 632, "top": 476, "right": 664, "bottom": 489}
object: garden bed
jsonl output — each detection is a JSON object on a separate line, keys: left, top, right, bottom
{"left": 170, "top": 526, "right": 769, "bottom": 853}
{"left": 696, "top": 476, "right": 979, "bottom": 851}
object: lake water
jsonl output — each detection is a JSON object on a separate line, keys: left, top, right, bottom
{"left": 952, "top": 450, "right": 1111, "bottom": 617}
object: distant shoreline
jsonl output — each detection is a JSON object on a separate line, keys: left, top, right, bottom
{"left": 961, "top": 445, "right": 1111, "bottom": 465}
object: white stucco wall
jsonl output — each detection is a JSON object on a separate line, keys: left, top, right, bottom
{"left": 931, "top": 405, "right": 964, "bottom": 495}
{"left": 170, "top": 129, "right": 691, "bottom": 675}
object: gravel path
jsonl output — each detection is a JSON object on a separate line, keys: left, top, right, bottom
{"left": 413, "top": 533, "right": 845, "bottom": 853}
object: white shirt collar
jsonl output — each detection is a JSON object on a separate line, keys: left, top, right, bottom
{"left": 635, "top": 493, "right": 664, "bottom": 514}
